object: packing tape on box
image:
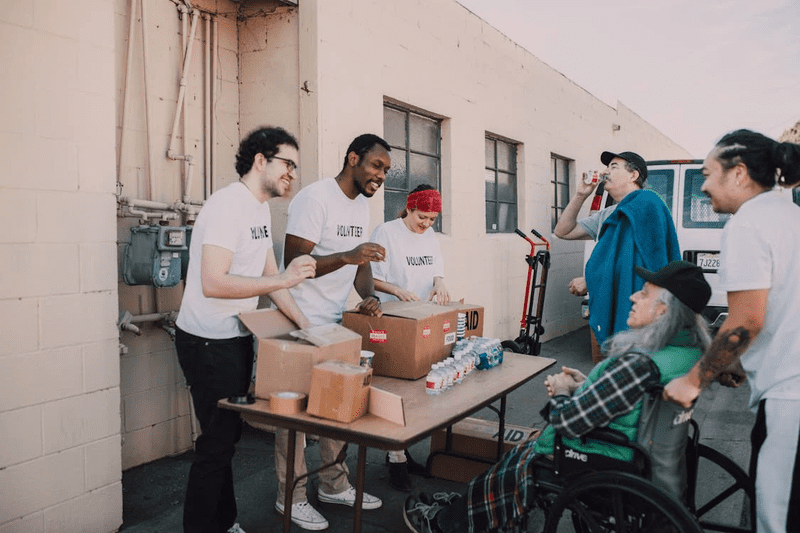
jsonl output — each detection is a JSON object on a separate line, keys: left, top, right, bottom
{"left": 269, "top": 391, "right": 307, "bottom": 414}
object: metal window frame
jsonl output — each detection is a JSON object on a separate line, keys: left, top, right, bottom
{"left": 485, "top": 136, "right": 518, "bottom": 234}
{"left": 383, "top": 103, "right": 442, "bottom": 231}
{"left": 551, "top": 154, "right": 570, "bottom": 230}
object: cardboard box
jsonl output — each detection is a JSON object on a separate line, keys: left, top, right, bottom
{"left": 428, "top": 417, "right": 540, "bottom": 483}
{"left": 342, "top": 301, "right": 459, "bottom": 380}
{"left": 238, "top": 308, "right": 361, "bottom": 400}
{"left": 307, "top": 361, "right": 372, "bottom": 423}
{"left": 447, "top": 302, "right": 484, "bottom": 338}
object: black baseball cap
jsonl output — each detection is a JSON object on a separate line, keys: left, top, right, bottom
{"left": 601, "top": 151, "right": 648, "bottom": 182}
{"left": 634, "top": 261, "right": 711, "bottom": 313}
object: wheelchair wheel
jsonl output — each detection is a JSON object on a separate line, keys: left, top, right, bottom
{"left": 543, "top": 471, "right": 702, "bottom": 533}
{"left": 688, "top": 443, "right": 754, "bottom": 532}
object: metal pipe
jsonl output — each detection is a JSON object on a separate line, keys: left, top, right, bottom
{"left": 204, "top": 12, "right": 211, "bottom": 200}
{"left": 211, "top": 15, "right": 218, "bottom": 194}
{"left": 118, "top": 0, "right": 138, "bottom": 180}
{"left": 140, "top": 0, "right": 155, "bottom": 200}
{"left": 167, "top": 8, "right": 198, "bottom": 157}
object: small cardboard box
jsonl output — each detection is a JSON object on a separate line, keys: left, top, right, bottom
{"left": 447, "top": 302, "right": 484, "bottom": 338}
{"left": 342, "top": 301, "right": 459, "bottom": 380}
{"left": 238, "top": 308, "right": 362, "bottom": 400}
{"left": 429, "top": 417, "right": 540, "bottom": 483}
{"left": 307, "top": 361, "right": 372, "bottom": 423}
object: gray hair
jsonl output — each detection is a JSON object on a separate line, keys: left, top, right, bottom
{"left": 602, "top": 289, "right": 711, "bottom": 360}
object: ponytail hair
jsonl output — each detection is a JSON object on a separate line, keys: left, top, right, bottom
{"left": 715, "top": 129, "right": 800, "bottom": 188}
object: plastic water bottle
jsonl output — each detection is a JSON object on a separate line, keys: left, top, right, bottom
{"left": 440, "top": 362, "right": 455, "bottom": 390}
{"left": 446, "top": 357, "right": 462, "bottom": 384}
{"left": 426, "top": 364, "right": 443, "bottom": 395}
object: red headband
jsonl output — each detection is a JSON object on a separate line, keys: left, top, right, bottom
{"left": 406, "top": 189, "right": 442, "bottom": 213}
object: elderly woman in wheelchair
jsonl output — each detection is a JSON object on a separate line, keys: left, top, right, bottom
{"left": 404, "top": 261, "right": 713, "bottom": 533}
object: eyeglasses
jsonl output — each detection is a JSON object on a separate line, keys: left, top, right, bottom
{"left": 270, "top": 156, "right": 297, "bottom": 173}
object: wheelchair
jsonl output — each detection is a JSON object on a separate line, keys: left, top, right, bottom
{"left": 505, "top": 390, "right": 754, "bottom": 533}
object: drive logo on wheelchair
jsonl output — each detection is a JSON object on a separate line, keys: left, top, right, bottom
{"left": 673, "top": 408, "right": 693, "bottom": 426}
{"left": 564, "top": 448, "right": 589, "bottom": 462}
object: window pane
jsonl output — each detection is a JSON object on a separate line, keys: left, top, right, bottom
{"left": 497, "top": 141, "right": 515, "bottom": 172}
{"left": 497, "top": 171, "right": 516, "bottom": 203}
{"left": 683, "top": 169, "right": 730, "bottom": 228}
{"left": 409, "top": 152, "right": 438, "bottom": 191}
{"left": 558, "top": 182, "right": 570, "bottom": 208}
{"left": 385, "top": 149, "right": 407, "bottom": 190}
{"left": 383, "top": 107, "right": 406, "bottom": 148}
{"left": 484, "top": 169, "right": 496, "bottom": 200}
{"left": 485, "top": 138, "right": 496, "bottom": 167}
{"left": 559, "top": 159, "right": 569, "bottom": 181}
{"left": 551, "top": 206, "right": 558, "bottom": 231}
{"left": 485, "top": 201, "right": 497, "bottom": 232}
{"left": 498, "top": 202, "right": 517, "bottom": 233}
{"left": 409, "top": 114, "right": 438, "bottom": 155}
{"left": 384, "top": 190, "right": 408, "bottom": 222}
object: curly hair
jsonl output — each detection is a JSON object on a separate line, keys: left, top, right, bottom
{"left": 235, "top": 127, "right": 298, "bottom": 177}
{"left": 340, "top": 133, "right": 390, "bottom": 171}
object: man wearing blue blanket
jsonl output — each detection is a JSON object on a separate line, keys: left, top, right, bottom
{"left": 554, "top": 150, "right": 681, "bottom": 350}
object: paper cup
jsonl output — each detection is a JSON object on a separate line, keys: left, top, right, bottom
{"left": 360, "top": 350, "right": 375, "bottom": 368}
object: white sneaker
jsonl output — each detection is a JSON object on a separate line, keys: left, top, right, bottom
{"left": 317, "top": 486, "right": 382, "bottom": 510}
{"left": 227, "top": 524, "right": 246, "bottom": 533}
{"left": 274, "top": 499, "right": 329, "bottom": 531}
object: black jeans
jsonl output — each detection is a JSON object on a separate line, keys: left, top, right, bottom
{"left": 175, "top": 327, "right": 254, "bottom": 533}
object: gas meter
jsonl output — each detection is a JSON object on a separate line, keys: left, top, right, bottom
{"left": 123, "top": 225, "right": 189, "bottom": 287}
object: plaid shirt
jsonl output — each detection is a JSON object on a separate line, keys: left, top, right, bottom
{"left": 547, "top": 351, "right": 660, "bottom": 439}
{"left": 466, "top": 351, "right": 660, "bottom": 532}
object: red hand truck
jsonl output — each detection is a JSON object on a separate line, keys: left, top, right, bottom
{"left": 502, "top": 228, "right": 550, "bottom": 355}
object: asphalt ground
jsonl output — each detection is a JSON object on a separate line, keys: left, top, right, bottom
{"left": 120, "top": 325, "right": 755, "bottom": 532}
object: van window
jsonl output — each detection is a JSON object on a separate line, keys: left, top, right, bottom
{"left": 794, "top": 188, "right": 800, "bottom": 207}
{"left": 683, "top": 168, "right": 731, "bottom": 229}
{"left": 645, "top": 169, "right": 675, "bottom": 211}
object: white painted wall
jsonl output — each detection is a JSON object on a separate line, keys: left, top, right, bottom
{"left": 0, "top": 0, "right": 122, "bottom": 531}
{"left": 297, "top": 0, "right": 691, "bottom": 342}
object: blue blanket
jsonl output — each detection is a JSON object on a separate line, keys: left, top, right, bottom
{"left": 585, "top": 189, "right": 680, "bottom": 345}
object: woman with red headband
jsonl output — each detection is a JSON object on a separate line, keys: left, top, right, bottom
{"left": 370, "top": 184, "right": 450, "bottom": 491}
{"left": 370, "top": 184, "right": 450, "bottom": 306}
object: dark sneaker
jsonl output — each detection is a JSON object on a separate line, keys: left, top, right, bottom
{"left": 403, "top": 494, "right": 443, "bottom": 533}
{"left": 389, "top": 461, "right": 413, "bottom": 492}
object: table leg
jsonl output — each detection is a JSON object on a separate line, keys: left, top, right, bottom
{"left": 354, "top": 444, "right": 367, "bottom": 533}
{"left": 283, "top": 429, "right": 296, "bottom": 533}
{"left": 497, "top": 396, "right": 507, "bottom": 461}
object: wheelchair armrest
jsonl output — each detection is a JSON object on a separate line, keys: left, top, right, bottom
{"left": 581, "top": 426, "right": 630, "bottom": 447}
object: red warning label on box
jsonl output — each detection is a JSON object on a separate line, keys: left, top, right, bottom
{"left": 443, "top": 321, "right": 451, "bottom": 332}
{"left": 422, "top": 325, "right": 431, "bottom": 338}
{"left": 369, "top": 329, "right": 387, "bottom": 343}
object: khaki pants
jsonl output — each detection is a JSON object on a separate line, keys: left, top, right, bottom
{"left": 275, "top": 429, "right": 351, "bottom": 503}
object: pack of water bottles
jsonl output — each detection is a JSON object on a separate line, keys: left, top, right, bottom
{"left": 425, "top": 337, "right": 504, "bottom": 395}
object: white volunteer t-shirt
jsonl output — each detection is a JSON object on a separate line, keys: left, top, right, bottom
{"left": 370, "top": 217, "right": 445, "bottom": 302}
{"left": 285, "top": 178, "right": 369, "bottom": 325}
{"left": 718, "top": 190, "right": 800, "bottom": 409}
{"left": 176, "top": 181, "right": 273, "bottom": 339}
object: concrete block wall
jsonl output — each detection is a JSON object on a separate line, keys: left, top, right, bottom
{"left": 114, "top": 0, "right": 242, "bottom": 470}
{"left": 0, "top": 0, "right": 122, "bottom": 531}
{"left": 292, "top": 0, "right": 691, "bottom": 342}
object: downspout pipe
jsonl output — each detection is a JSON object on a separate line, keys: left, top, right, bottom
{"left": 167, "top": 6, "right": 199, "bottom": 205}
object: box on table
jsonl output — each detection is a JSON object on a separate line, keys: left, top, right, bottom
{"left": 447, "top": 302, "right": 484, "bottom": 338}
{"left": 238, "top": 308, "right": 361, "bottom": 400}
{"left": 428, "top": 417, "right": 540, "bottom": 483}
{"left": 342, "top": 301, "right": 459, "bottom": 380}
{"left": 307, "top": 361, "right": 372, "bottom": 423}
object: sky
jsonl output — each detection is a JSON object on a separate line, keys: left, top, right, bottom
{"left": 455, "top": 0, "right": 800, "bottom": 158}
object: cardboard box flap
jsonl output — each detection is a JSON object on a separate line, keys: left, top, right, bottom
{"left": 238, "top": 308, "right": 297, "bottom": 339}
{"left": 290, "top": 323, "right": 362, "bottom": 347}
{"left": 373, "top": 300, "right": 452, "bottom": 320}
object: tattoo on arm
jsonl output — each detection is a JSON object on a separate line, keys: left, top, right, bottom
{"left": 698, "top": 327, "right": 751, "bottom": 387}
